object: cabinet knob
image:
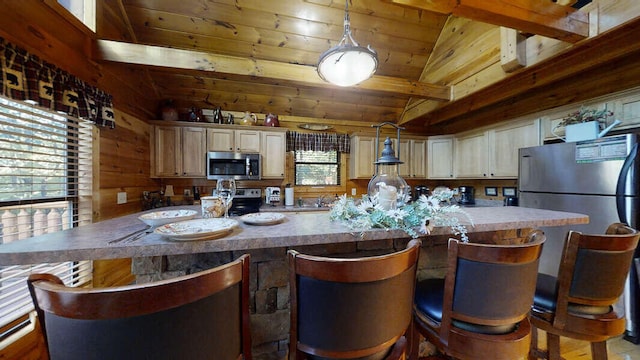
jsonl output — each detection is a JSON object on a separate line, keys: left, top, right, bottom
{"left": 483, "top": 173, "right": 487, "bottom": 177}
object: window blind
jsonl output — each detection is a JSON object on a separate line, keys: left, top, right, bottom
{"left": 0, "top": 95, "right": 93, "bottom": 346}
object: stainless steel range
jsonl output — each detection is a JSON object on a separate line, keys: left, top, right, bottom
{"left": 228, "top": 188, "right": 262, "bottom": 216}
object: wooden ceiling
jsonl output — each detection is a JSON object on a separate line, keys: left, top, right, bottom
{"left": 94, "top": 0, "right": 640, "bottom": 134}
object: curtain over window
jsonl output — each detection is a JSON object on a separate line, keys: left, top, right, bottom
{"left": 286, "top": 131, "right": 350, "bottom": 153}
{"left": 0, "top": 37, "right": 115, "bottom": 128}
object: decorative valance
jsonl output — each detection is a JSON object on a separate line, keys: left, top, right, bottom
{"left": 0, "top": 37, "right": 115, "bottom": 128}
{"left": 286, "top": 131, "right": 350, "bottom": 153}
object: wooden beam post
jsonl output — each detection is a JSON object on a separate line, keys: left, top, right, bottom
{"left": 500, "top": 27, "right": 527, "bottom": 72}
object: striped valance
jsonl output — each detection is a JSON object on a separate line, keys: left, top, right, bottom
{"left": 286, "top": 131, "right": 350, "bottom": 153}
{"left": 0, "top": 37, "right": 115, "bottom": 128}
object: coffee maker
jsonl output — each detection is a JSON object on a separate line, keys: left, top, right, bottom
{"left": 458, "top": 186, "right": 475, "bottom": 205}
{"left": 413, "top": 185, "right": 430, "bottom": 201}
{"left": 265, "top": 187, "right": 281, "bottom": 206}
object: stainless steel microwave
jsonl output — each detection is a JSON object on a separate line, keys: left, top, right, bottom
{"left": 206, "top": 152, "right": 261, "bottom": 180}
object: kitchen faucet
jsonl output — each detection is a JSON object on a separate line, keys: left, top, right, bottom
{"left": 316, "top": 195, "right": 332, "bottom": 207}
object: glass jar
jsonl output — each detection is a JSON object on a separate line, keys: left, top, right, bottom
{"left": 367, "top": 163, "right": 409, "bottom": 210}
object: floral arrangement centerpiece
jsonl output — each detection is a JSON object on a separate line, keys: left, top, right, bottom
{"left": 329, "top": 188, "right": 472, "bottom": 241}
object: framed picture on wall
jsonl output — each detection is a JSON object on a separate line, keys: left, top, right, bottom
{"left": 485, "top": 187, "right": 498, "bottom": 196}
{"left": 503, "top": 187, "right": 517, "bottom": 197}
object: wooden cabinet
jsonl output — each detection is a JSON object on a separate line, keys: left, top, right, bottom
{"left": 349, "top": 135, "right": 376, "bottom": 179}
{"left": 613, "top": 92, "right": 640, "bottom": 129}
{"left": 427, "top": 136, "right": 454, "bottom": 179}
{"left": 153, "top": 126, "right": 206, "bottom": 177}
{"left": 454, "top": 131, "right": 489, "bottom": 178}
{"left": 488, "top": 119, "right": 540, "bottom": 178}
{"left": 206, "top": 128, "right": 261, "bottom": 152}
{"left": 350, "top": 135, "right": 427, "bottom": 179}
{"left": 454, "top": 119, "right": 540, "bottom": 179}
{"left": 206, "top": 128, "right": 234, "bottom": 151}
{"left": 152, "top": 122, "right": 285, "bottom": 179}
{"left": 398, "top": 138, "right": 427, "bottom": 178}
{"left": 261, "top": 131, "right": 286, "bottom": 178}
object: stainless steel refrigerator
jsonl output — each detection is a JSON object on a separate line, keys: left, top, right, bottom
{"left": 518, "top": 133, "right": 640, "bottom": 343}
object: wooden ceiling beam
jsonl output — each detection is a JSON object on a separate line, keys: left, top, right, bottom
{"left": 93, "top": 39, "right": 451, "bottom": 101}
{"left": 415, "top": 16, "right": 640, "bottom": 131}
{"left": 385, "top": 0, "right": 588, "bottom": 43}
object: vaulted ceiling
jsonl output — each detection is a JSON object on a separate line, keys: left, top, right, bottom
{"left": 94, "top": 0, "right": 640, "bottom": 134}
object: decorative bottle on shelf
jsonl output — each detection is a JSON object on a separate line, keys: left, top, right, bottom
{"left": 160, "top": 100, "right": 179, "bottom": 121}
{"left": 188, "top": 107, "right": 202, "bottom": 122}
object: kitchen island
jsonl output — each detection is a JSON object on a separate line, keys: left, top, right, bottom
{"left": 0, "top": 206, "right": 588, "bottom": 359}
{"left": 0, "top": 205, "right": 587, "bottom": 265}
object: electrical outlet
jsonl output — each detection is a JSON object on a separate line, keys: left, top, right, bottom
{"left": 452, "top": 188, "right": 459, "bottom": 195}
{"left": 351, "top": 188, "right": 357, "bottom": 196}
{"left": 117, "top": 192, "right": 127, "bottom": 204}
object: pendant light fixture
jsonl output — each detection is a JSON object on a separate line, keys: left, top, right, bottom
{"left": 317, "top": 0, "right": 378, "bottom": 87}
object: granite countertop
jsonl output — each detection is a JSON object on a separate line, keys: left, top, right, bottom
{"left": 0, "top": 206, "right": 588, "bottom": 265}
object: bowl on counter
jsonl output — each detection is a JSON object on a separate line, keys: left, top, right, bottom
{"left": 138, "top": 209, "right": 198, "bottom": 227}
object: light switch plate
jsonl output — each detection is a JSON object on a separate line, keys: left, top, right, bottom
{"left": 117, "top": 192, "right": 127, "bottom": 204}
{"left": 351, "top": 188, "right": 357, "bottom": 196}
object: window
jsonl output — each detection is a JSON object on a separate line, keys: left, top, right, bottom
{"left": 56, "top": 0, "right": 96, "bottom": 32}
{"left": 294, "top": 150, "right": 340, "bottom": 186}
{"left": 0, "top": 96, "right": 93, "bottom": 346}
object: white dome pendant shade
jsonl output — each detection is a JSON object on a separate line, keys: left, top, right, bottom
{"left": 317, "top": 1, "right": 378, "bottom": 87}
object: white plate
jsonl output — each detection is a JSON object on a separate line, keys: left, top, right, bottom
{"left": 154, "top": 218, "right": 239, "bottom": 241}
{"left": 138, "top": 209, "right": 198, "bottom": 227}
{"left": 241, "top": 212, "right": 286, "bottom": 225}
{"left": 297, "top": 123, "right": 333, "bottom": 131}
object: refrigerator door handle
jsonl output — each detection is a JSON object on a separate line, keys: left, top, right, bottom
{"left": 616, "top": 143, "right": 639, "bottom": 225}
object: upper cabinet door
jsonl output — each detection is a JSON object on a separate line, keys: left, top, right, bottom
{"left": 261, "top": 132, "right": 286, "bottom": 179}
{"left": 488, "top": 119, "right": 540, "bottom": 178}
{"left": 398, "top": 138, "right": 427, "bottom": 178}
{"left": 428, "top": 136, "right": 454, "bottom": 179}
{"left": 455, "top": 132, "right": 488, "bottom": 178}
{"left": 181, "top": 127, "right": 206, "bottom": 176}
{"left": 409, "top": 139, "right": 427, "bottom": 178}
{"left": 349, "top": 136, "right": 375, "bottom": 179}
{"left": 154, "top": 126, "right": 181, "bottom": 177}
{"left": 235, "top": 130, "right": 261, "bottom": 152}
{"left": 207, "top": 128, "right": 234, "bottom": 151}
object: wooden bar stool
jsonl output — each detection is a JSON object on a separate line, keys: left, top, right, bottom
{"left": 28, "top": 254, "right": 252, "bottom": 360}
{"left": 288, "top": 240, "right": 421, "bottom": 360}
{"left": 529, "top": 223, "right": 640, "bottom": 360}
{"left": 412, "top": 230, "right": 546, "bottom": 360}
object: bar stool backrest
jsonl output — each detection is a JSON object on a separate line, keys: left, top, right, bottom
{"left": 28, "top": 254, "right": 252, "bottom": 360}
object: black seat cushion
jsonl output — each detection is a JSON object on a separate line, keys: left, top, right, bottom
{"left": 533, "top": 273, "right": 559, "bottom": 312}
{"left": 414, "top": 278, "right": 445, "bottom": 322}
{"left": 533, "top": 273, "right": 612, "bottom": 315}
{"left": 414, "top": 278, "right": 518, "bottom": 335}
